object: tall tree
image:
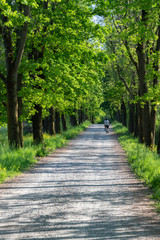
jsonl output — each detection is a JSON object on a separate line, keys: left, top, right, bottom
{"left": 0, "top": 1, "right": 30, "bottom": 147}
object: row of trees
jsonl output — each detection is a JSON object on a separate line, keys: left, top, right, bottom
{"left": 0, "top": 0, "right": 106, "bottom": 147}
{"left": 2, "top": 0, "right": 159, "bottom": 151}
{"left": 97, "top": 0, "right": 160, "bottom": 151}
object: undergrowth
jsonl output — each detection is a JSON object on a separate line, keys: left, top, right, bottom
{"left": 113, "top": 121, "right": 160, "bottom": 211}
{"left": 0, "top": 121, "right": 91, "bottom": 183}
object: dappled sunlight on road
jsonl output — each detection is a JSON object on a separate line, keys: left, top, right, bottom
{"left": 0, "top": 125, "right": 160, "bottom": 239}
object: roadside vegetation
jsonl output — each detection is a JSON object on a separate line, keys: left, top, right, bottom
{"left": 0, "top": 121, "right": 91, "bottom": 184}
{"left": 113, "top": 121, "right": 160, "bottom": 211}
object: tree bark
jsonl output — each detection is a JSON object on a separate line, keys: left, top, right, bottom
{"left": 18, "top": 74, "right": 24, "bottom": 147}
{"left": 128, "top": 103, "right": 135, "bottom": 134}
{"left": 83, "top": 110, "right": 88, "bottom": 122}
{"left": 61, "top": 114, "right": 67, "bottom": 131}
{"left": 1, "top": 5, "right": 30, "bottom": 147}
{"left": 43, "top": 108, "right": 56, "bottom": 135}
{"left": 55, "top": 110, "right": 61, "bottom": 134}
{"left": 70, "top": 109, "right": 78, "bottom": 126}
{"left": 121, "top": 100, "right": 127, "bottom": 127}
{"left": 78, "top": 109, "right": 83, "bottom": 124}
{"left": 136, "top": 102, "right": 144, "bottom": 143}
{"left": 43, "top": 117, "right": 50, "bottom": 133}
{"left": 151, "top": 24, "right": 160, "bottom": 147}
{"left": 49, "top": 107, "right": 56, "bottom": 135}
{"left": 150, "top": 105, "right": 156, "bottom": 147}
{"left": 134, "top": 103, "right": 139, "bottom": 138}
{"left": 32, "top": 105, "right": 43, "bottom": 144}
{"left": 7, "top": 69, "right": 20, "bottom": 147}
{"left": 123, "top": 10, "right": 152, "bottom": 146}
{"left": 137, "top": 39, "right": 151, "bottom": 146}
{"left": 117, "top": 109, "right": 121, "bottom": 122}
{"left": 157, "top": 126, "right": 160, "bottom": 154}
{"left": 91, "top": 115, "right": 95, "bottom": 124}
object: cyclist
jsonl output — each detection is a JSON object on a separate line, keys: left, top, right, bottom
{"left": 104, "top": 117, "right": 110, "bottom": 133}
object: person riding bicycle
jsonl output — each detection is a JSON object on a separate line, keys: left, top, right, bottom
{"left": 104, "top": 117, "right": 110, "bottom": 133}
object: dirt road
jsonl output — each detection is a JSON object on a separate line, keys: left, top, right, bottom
{"left": 0, "top": 124, "right": 160, "bottom": 239}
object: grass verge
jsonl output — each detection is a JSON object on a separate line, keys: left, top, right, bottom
{"left": 0, "top": 121, "right": 91, "bottom": 183}
{"left": 112, "top": 121, "right": 160, "bottom": 211}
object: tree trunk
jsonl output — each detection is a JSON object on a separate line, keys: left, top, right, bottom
{"left": 136, "top": 11, "right": 151, "bottom": 147}
{"left": 138, "top": 103, "right": 144, "bottom": 143}
{"left": 49, "top": 107, "right": 56, "bottom": 135}
{"left": 55, "top": 110, "right": 61, "bottom": 134}
{"left": 70, "top": 109, "right": 78, "bottom": 126}
{"left": 7, "top": 69, "right": 20, "bottom": 147}
{"left": 2, "top": 5, "right": 30, "bottom": 147}
{"left": 134, "top": 103, "right": 139, "bottom": 138}
{"left": 121, "top": 100, "right": 127, "bottom": 127}
{"left": 83, "top": 111, "right": 88, "bottom": 122}
{"left": 117, "top": 109, "right": 121, "bottom": 122}
{"left": 91, "top": 115, "right": 95, "bottom": 124}
{"left": 142, "top": 102, "right": 151, "bottom": 146}
{"left": 61, "top": 114, "right": 67, "bottom": 131}
{"left": 43, "top": 117, "right": 50, "bottom": 133}
{"left": 43, "top": 108, "right": 56, "bottom": 135}
{"left": 150, "top": 105, "right": 156, "bottom": 147}
{"left": 157, "top": 126, "right": 160, "bottom": 154}
{"left": 32, "top": 104, "right": 43, "bottom": 144}
{"left": 128, "top": 103, "right": 135, "bottom": 134}
{"left": 78, "top": 109, "right": 83, "bottom": 124}
{"left": 18, "top": 74, "right": 23, "bottom": 147}
{"left": 137, "top": 40, "right": 151, "bottom": 146}
{"left": 113, "top": 111, "right": 117, "bottom": 121}
{"left": 150, "top": 24, "right": 160, "bottom": 147}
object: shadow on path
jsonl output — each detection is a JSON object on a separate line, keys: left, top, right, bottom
{"left": 0, "top": 124, "right": 160, "bottom": 239}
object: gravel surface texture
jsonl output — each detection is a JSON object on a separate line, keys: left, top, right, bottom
{"left": 0, "top": 124, "right": 160, "bottom": 240}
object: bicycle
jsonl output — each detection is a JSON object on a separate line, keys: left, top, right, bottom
{"left": 104, "top": 125, "right": 109, "bottom": 133}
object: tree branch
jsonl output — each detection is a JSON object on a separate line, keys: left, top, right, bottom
{"left": 117, "top": 64, "right": 133, "bottom": 98}
{"left": 1, "top": 16, "right": 14, "bottom": 71}
{"left": 14, "top": 5, "right": 30, "bottom": 70}
{"left": 124, "top": 40, "right": 139, "bottom": 74}
{"left": 112, "top": 15, "right": 139, "bottom": 74}
{"left": 111, "top": 15, "right": 121, "bottom": 34}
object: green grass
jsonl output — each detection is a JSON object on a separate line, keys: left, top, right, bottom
{"left": 0, "top": 120, "right": 91, "bottom": 183}
{"left": 113, "top": 121, "right": 160, "bottom": 211}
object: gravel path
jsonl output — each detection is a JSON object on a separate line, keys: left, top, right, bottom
{"left": 0, "top": 124, "right": 160, "bottom": 240}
